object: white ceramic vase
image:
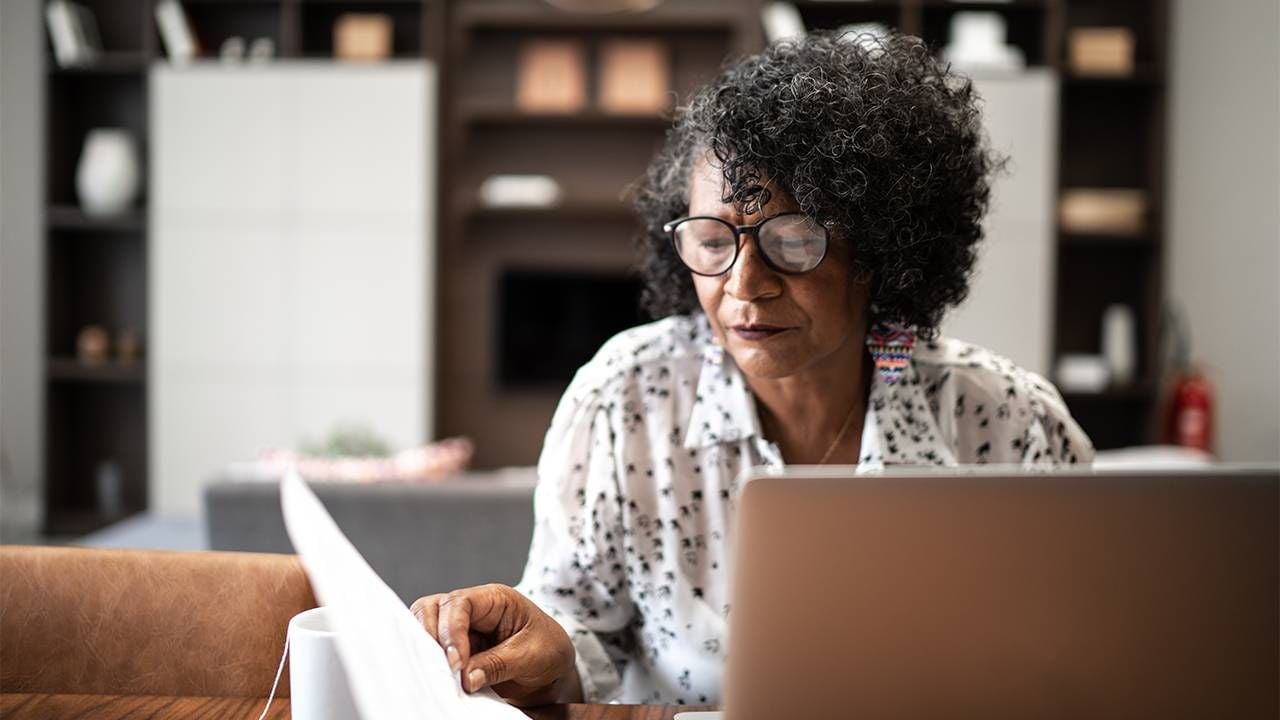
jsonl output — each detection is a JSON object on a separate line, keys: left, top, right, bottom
{"left": 76, "top": 128, "right": 140, "bottom": 217}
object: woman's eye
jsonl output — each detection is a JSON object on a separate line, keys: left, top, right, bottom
{"left": 699, "top": 239, "right": 733, "bottom": 251}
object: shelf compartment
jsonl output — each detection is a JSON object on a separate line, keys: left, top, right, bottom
{"left": 1060, "top": 383, "right": 1157, "bottom": 450}
{"left": 299, "top": 1, "right": 426, "bottom": 58}
{"left": 45, "top": 0, "right": 154, "bottom": 58}
{"left": 921, "top": 1, "right": 1051, "bottom": 67}
{"left": 46, "top": 73, "right": 147, "bottom": 208}
{"left": 1053, "top": 245, "right": 1157, "bottom": 385}
{"left": 47, "top": 232, "right": 147, "bottom": 358}
{"left": 182, "top": 1, "right": 286, "bottom": 60}
{"left": 793, "top": 1, "right": 901, "bottom": 35}
{"left": 44, "top": 381, "right": 147, "bottom": 536}
{"left": 1059, "top": 83, "right": 1159, "bottom": 189}
{"left": 457, "top": 27, "right": 732, "bottom": 109}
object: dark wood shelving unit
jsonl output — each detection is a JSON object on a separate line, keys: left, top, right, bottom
{"left": 1053, "top": 0, "right": 1168, "bottom": 449}
{"left": 42, "top": 0, "right": 155, "bottom": 536}
{"left": 41, "top": 0, "right": 445, "bottom": 536}
{"left": 436, "top": 0, "right": 763, "bottom": 467}
{"left": 784, "top": 0, "right": 1169, "bottom": 451}
{"left": 437, "top": 0, "right": 1171, "bottom": 465}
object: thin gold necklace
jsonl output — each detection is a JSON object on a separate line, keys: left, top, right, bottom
{"left": 817, "top": 400, "right": 861, "bottom": 464}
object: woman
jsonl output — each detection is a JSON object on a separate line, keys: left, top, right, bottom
{"left": 411, "top": 31, "right": 1093, "bottom": 706}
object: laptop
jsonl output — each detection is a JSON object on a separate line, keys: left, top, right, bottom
{"left": 714, "top": 466, "right": 1278, "bottom": 719}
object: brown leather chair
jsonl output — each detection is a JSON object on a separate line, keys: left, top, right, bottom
{"left": 0, "top": 546, "right": 316, "bottom": 698}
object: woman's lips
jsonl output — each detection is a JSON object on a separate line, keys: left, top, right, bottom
{"left": 731, "top": 324, "right": 791, "bottom": 341}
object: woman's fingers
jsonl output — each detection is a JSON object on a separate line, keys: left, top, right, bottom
{"left": 412, "top": 584, "right": 577, "bottom": 705}
{"left": 409, "top": 594, "right": 444, "bottom": 644}
{"left": 439, "top": 584, "right": 514, "bottom": 671}
{"left": 463, "top": 635, "right": 523, "bottom": 693}
{"left": 436, "top": 591, "right": 476, "bottom": 672}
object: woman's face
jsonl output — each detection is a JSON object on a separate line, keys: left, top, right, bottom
{"left": 687, "top": 157, "right": 871, "bottom": 380}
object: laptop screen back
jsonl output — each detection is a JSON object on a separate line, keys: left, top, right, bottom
{"left": 724, "top": 468, "right": 1278, "bottom": 719}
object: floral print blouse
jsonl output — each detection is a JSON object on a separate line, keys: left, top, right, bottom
{"left": 516, "top": 313, "right": 1093, "bottom": 705}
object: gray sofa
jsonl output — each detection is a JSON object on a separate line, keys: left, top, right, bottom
{"left": 203, "top": 468, "right": 537, "bottom": 604}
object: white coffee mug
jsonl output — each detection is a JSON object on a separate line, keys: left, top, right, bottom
{"left": 289, "top": 607, "right": 361, "bottom": 720}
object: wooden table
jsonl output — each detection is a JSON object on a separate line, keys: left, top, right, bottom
{"left": 0, "top": 694, "right": 715, "bottom": 719}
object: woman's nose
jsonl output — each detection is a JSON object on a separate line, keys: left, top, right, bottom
{"left": 723, "top": 233, "right": 783, "bottom": 301}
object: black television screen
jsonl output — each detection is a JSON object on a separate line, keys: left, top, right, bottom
{"left": 497, "top": 268, "right": 646, "bottom": 389}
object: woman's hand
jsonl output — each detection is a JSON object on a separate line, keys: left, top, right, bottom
{"left": 410, "top": 583, "right": 583, "bottom": 706}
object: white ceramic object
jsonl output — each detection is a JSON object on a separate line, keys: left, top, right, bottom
{"left": 76, "top": 128, "right": 140, "bottom": 217}
{"left": 761, "top": 2, "right": 806, "bottom": 44}
{"left": 478, "top": 174, "right": 562, "bottom": 208}
{"left": 1101, "top": 303, "right": 1137, "bottom": 385}
{"left": 837, "top": 22, "right": 890, "bottom": 51}
{"left": 1056, "top": 353, "right": 1111, "bottom": 393}
{"left": 1101, "top": 304, "right": 1137, "bottom": 384}
{"left": 942, "top": 12, "right": 1026, "bottom": 71}
{"left": 288, "top": 607, "right": 361, "bottom": 720}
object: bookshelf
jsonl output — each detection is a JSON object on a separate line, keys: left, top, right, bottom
{"left": 41, "top": 0, "right": 445, "bottom": 534}
{"left": 435, "top": 0, "right": 762, "bottom": 467}
{"left": 782, "top": 0, "right": 1169, "bottom": 450}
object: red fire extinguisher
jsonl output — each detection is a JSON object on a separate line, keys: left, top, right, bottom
{"left": 1164, "top": 368, "right": 1214, "bottom": 453}
{"left": 1161, "top": 309, "right": 1215, "bottom": 454}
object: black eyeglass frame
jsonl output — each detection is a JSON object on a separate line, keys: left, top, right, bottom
{"left": 662, "top": 211, "right": 831, "bottom": 277}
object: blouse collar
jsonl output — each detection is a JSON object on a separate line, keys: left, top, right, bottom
{"left": 682, "top": 326, "right": 956, "bottom": 469}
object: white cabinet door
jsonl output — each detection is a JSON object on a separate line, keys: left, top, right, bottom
{"left": 941, "top": 70, "right": 1058, "bottom": 377}
{"left": 151, "top": 63, "right": 435, "bottom": 515}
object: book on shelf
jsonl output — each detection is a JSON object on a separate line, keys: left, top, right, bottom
{"left": 155, "top": 0, "right": 199, "bottom": 65}
{"left": 45, "top": 0, "right": 102, "bottom": 68}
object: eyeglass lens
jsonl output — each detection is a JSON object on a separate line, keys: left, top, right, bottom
{"left": 672, "top": 215, "right": 827, "bottom": 275}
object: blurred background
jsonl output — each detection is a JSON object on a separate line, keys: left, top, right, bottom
{"left": 0, "top": 0, "right": 1276, "bottom": 571}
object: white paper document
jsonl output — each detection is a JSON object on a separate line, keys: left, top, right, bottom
{"left": 282, "top": 470, "right": 528, "bottom": 719}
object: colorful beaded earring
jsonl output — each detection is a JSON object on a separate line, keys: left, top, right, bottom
{"left": 866, "top": 323, "right": 916, "bottom": 385}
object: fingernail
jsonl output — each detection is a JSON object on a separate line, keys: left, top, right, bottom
{"left": 467, "top": 668, "right": 486, "bottom": 692}
{"left": 446, "top": 645, "right": 461, "bottom": 672}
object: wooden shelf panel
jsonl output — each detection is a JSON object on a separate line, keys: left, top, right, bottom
{"left": 462, "top": 200, "right": 633, "bottom": 220}
{"left": 461, "top": 106, "right": 671, "bottom": 128}
{"left": 921, "top": 0, "right": 1049, "bottom": 6}
{"left": 48, "top": 52, "right": 150, "bottom": 76}
{"left": 456, "top": 2, "right": 744, "bottom": 32}
{"left": 48, "top": 205, "right": 146, "bottom": 232}
{"left": 48, "top": 357, "right": 145, "bottom": 384}
{"left": 1059, "top": 230, "right": 1155, "bottom": 247}
{"left": 1066, "top": 68, "right": 1164, "bottom": 87}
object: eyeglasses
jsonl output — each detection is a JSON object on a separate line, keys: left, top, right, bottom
{"left": 663, "top": 212, "right": 830, "bottom": 277}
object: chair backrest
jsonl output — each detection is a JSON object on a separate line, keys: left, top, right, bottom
{"left": 0, "top": 545, "right": 316, "bottom": 697}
